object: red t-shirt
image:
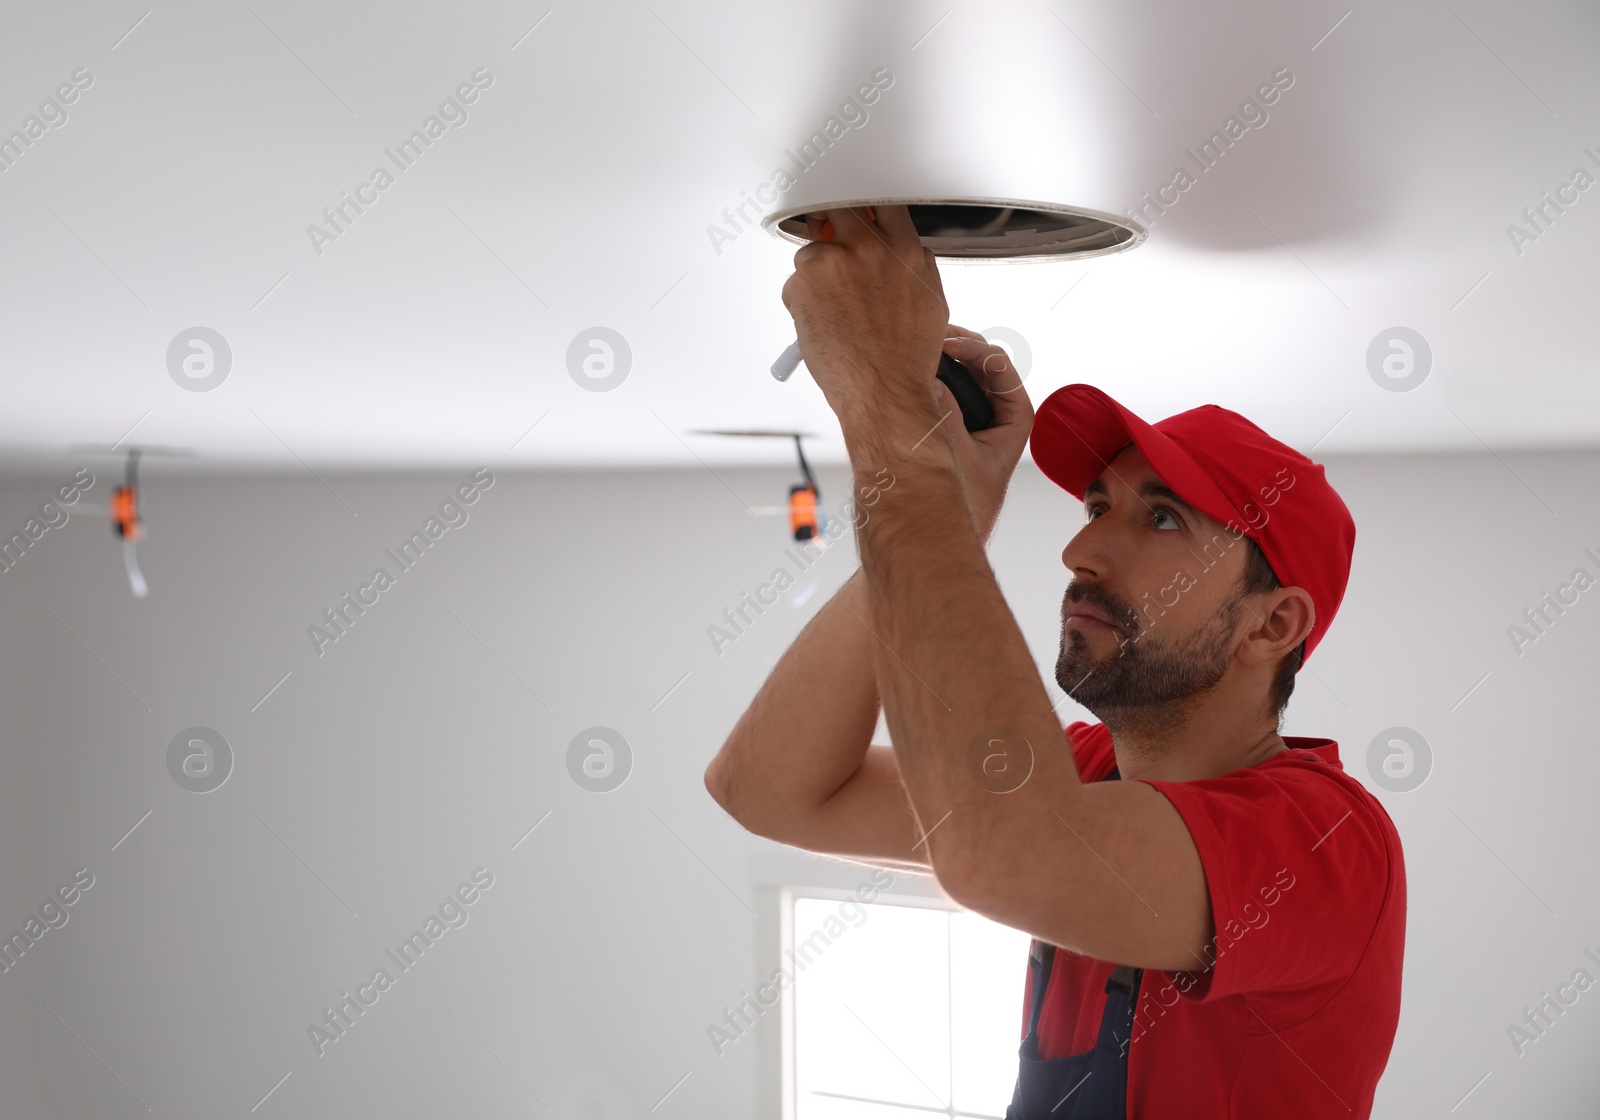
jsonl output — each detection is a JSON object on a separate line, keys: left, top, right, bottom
{"left": 1022, "top": 721, "right": 1406, "bottom": 1118}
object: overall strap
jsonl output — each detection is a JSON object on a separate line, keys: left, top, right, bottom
{"left": 1099, "top": 963, "right": 1143, "bottom": 1064}
{"left": 1023, "top": 937, "right": 1055, "bottom": 1040}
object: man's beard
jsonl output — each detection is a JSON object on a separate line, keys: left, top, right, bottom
{"left": 1055, "top": 584, "right": 1243, "bottom": 722}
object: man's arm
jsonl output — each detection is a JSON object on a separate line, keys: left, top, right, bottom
{"left": 843, "top": 410, "right": 1213, "bottom": 970}
{"left": 774, "top": 203, "right": 1212, "bottom": 969}
{"left": 703, "top": 567, "right": 936, "bottom": 875}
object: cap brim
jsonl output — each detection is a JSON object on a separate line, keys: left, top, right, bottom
{"left": 1029, "top": 385, "right": 1247, "bottom": 532}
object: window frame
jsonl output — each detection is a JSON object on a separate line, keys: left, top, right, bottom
{"left": 778, "top": 882, "right": 1002, "bottom": 1120}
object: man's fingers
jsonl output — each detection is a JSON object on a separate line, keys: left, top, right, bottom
{"left": 942, "top": 336, "right": 1030, "bottom": 404}
{"left": 944, "top": 323, "right": 988, "bottom": 343}
{"left": 942, "top": 335, "right": 1013, "bottom": 379}
{"left": 820, "top": 206, "right": 877, "bottom": 246}
{"left": 816, "top": 204, "right": 921, "bottom": 253}
{"left": 873, "top": 203, "right": 921, "bottom": 249}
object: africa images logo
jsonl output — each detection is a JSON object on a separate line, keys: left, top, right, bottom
{"left": 0, "top": 67, "right": 93, "bottom": 175}
{"left": 307, "top": 469, "right": 493, "bottom": 655}
{"left": 305, "top": 68, "right": 494, "bottom": 257}
{"left": 306, "top": 868, "right": 494, "bottom": 1057}
{"left": 705, "top": 67, "right": 895, "bottom": 257}
{"left": 1122, "top": 67, "right": 1294, "bottom": 232}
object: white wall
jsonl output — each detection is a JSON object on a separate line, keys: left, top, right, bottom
{"left": 0, "top": 448, "right": 1595, "bottom": 1117}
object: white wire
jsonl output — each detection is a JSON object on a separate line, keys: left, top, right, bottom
{"left": 123, "top": 538, "right": 148, "bottom": 598}
{"left": 770, "top": 340, "right": 803, "bottom": 381}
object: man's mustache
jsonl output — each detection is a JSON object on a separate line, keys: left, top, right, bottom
{"left": 1064, "top": 584, "right": 1137, "bottom": 631}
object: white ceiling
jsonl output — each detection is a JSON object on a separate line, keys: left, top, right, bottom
{"left": 2, "top": 0, "right": 1598, "bottom": 474}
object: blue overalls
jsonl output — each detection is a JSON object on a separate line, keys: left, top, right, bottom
{"left": 1005, "top": 767, "right": 1143, "bottom": 1119}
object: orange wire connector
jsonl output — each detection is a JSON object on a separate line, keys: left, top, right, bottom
{"left": 110, "top": 485, "right": 139, "bottom": 541}
{"left": 788, "top": 484, "right": 819, "bottom": 541}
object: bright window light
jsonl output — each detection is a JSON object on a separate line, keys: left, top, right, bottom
{"left": 787, "top": 892, "right": 1033, "bottom": 1120}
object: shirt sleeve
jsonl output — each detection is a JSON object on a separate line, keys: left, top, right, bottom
{"left": 1064, "top": 721, "right": 1112, "bottom": 781}
{"left": 1139, "top": 758, "right": 1395, "bottom": 1002}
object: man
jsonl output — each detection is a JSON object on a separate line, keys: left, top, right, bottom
{"left": 704, "top": 205, "right": 1405, "bottom": 1118}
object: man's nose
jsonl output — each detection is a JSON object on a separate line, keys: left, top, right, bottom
{"left": 1061, "top": 522, "right": 1110, "bottom": 577}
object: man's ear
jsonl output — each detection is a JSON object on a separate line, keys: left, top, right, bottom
{"left": 1241, "top": 587, "right": 1315, "bottom": 666}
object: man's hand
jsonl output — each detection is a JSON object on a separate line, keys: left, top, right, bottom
{"left": 779, "top": 205, "right": 949, "bottom": 430}
{"left": 936, "top": 327, "right": 1035, "bottom": 543}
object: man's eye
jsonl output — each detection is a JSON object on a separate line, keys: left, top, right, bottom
{"left": 1085, "top": 503, "right": 1181, "bottom": 531}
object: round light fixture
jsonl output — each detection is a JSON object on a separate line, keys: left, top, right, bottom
{"left": 762, "top": 196, "right": 1145, "bottom": 262}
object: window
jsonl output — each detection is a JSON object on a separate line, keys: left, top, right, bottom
{"left": 782, "top": 888, "right": 1032, "bottom": 1120}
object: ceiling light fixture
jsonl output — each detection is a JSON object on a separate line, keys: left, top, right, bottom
{"left": 762, "top": 195, "right": 1145, "bottom": 262}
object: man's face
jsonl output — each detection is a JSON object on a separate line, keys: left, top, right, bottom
{"left": 1055, "top": 445, "right": 1253, "bottom": 714}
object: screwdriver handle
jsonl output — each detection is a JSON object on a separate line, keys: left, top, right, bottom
{"left": 936, "top": 352, "right": 996, "bottom": 432}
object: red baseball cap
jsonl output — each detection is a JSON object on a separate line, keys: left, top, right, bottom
{"left": 1028, "top": 384, "right": 1356, "bottom": 664}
